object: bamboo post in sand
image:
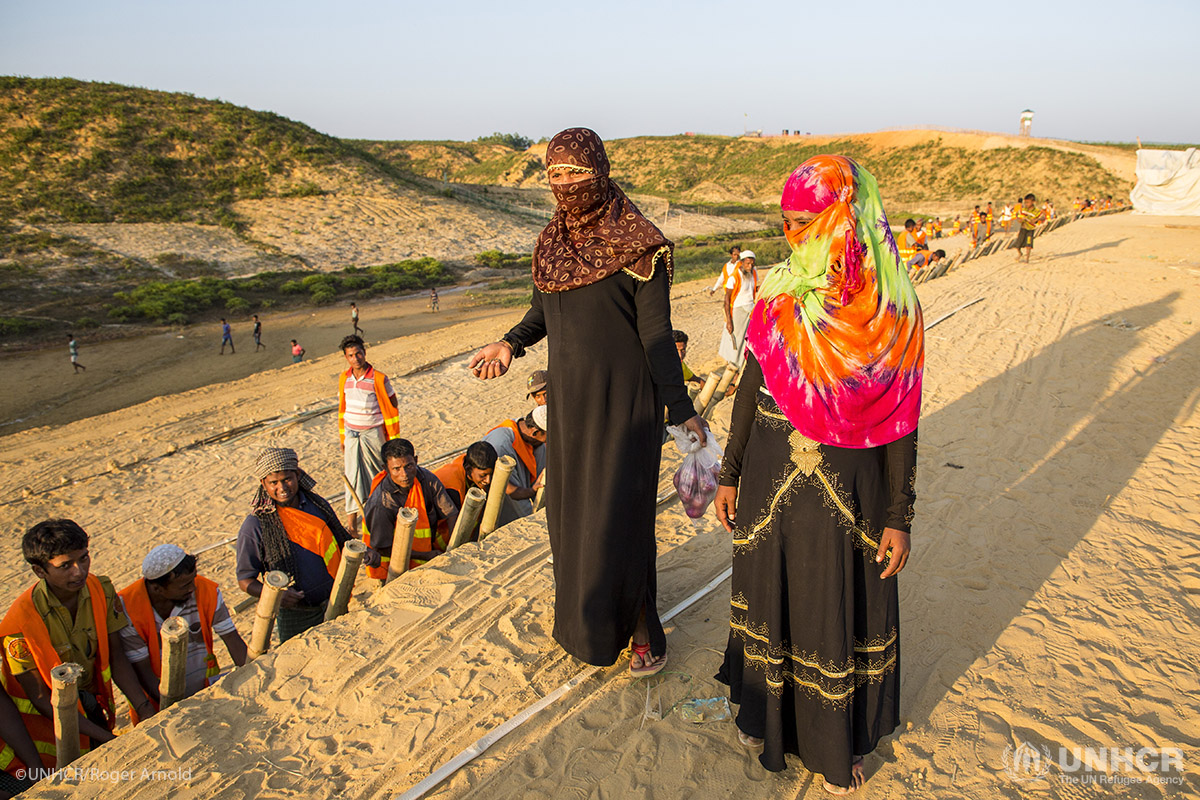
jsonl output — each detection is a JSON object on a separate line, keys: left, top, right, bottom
{"left": 247, "top": 570, "right": 289, "bottom": 660}
{"left": 385, "top": 509, "right": 418, "bottom": 583}
{"left": 51, "top": 662, "right": 83, "bottom": 768}
{"left": 693, "top": 373, "right": 720, "bottom": 414}
{"left": 158, "top": 616, "right": 189, "bottom": 710}
{"left": 686, "top": 383, "right": 700, "bottom": 404}
{"left": 448, "top": 487, "right": 487, "bottom": 551}
{"left": 479, "top": 455, "right": 516, "bottom": 539}
{"left": 341, "top": 473, "right": 369, "bottom": 538}
{"left": 704, "top": 364, "right": 739, "bottom": 418}
{"left": 326, "top": 540, "right": 368, "bottom": 620}
{"left": 533, "top": 468, "right": 547, "bottom": 513}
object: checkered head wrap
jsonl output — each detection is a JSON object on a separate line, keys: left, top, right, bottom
{"left": 250, "top": 447, "right": 347, "bottom": 580}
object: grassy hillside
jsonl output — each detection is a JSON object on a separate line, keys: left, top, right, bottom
{"left": 362, "top": 134, "right": 1132, "bottom": 209}
{"left": 0, "top": 77, "right": 430, "bottom": 228}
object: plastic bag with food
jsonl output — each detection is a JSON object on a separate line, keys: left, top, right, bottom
{"left": 667, "top": 426, "right": 724, "bottom": 520}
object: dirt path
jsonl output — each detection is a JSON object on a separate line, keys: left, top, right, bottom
{"left": 0, "top": 289, "right": 514, "bottom": 434}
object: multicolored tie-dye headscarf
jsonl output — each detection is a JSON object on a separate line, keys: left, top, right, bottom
{"left": 532, "top": 128, "right": 672, "bottom": 292}
{"left": 745, "top": 155, "right": 923, "bottom": 448}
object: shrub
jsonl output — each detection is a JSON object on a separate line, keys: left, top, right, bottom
{"left": 225, "top": 296, "right": 250, "bottom": 313}
{"left": 476, "top": 132, "right": 534, "bottom": 151}
{"left": 166, "top": 312, "right": 188, "bottom": 326}
{"left": 280, "top": 280, "right": 305, "bottom": 294}
{"left": 309, "top": 287, "right": 336, "bottom": 305}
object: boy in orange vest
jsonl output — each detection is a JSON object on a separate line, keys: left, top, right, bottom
{"left": 338, "top": 334, "right": 400, "bottom": 534}
{"left": 119, "top": 545, "right": 247, "bottom": 721}
{"left": 363, "top": 438, "right": 460, "bottom": 578}
{"left": 0, "top": 520, "right": 155, "bottom": 777}
{"left": 433, "top": 441, "right": 498, "bottom": 547}
{"left": 237, "top": 448, "right": 381, "bottom": 642}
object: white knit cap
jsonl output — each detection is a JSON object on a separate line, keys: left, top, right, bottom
{"left": 532, "top": 404, "right": 548, "bottom": 432}
{"left": 142, "top": 544, "right": 187, "bottom": 580}
{"left": 739, "top": 250, "right": 756, "bottom": 260}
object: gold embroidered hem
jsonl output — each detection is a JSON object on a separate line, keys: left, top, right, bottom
{"left": 729, "top": 607, "right": 899, "bottom": 706}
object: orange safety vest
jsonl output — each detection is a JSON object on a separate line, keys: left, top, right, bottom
{"left": 118, "top": 576, "right": 221, "bottom": 725}
{"left": 913, "top": 229, "right": 928, "bottom": 248}
{"left": 363, "top": 471, "right": 434, "bottom": 578}
{"left": 338, "top": 368, "right": 400, "bottom": 446}
{"left": 489, "top": 420, "right": 539, "bottom": 481}
{"left": 951, "top": 220, "right": 961, "bottom": 235}
{"left": 0, "top": 574, "right": 114, "bottom": 773}
{"left": 278, "top": 506, "right": 342, "bottom": 579}
{"left": 726, "top": 267, "right": 759, "bottom": 312}
{"left": 898, "top": 231, "right": 918, "bottom": 262}
{"left": 433, "top": 455, "right": 468, "bottom": 504}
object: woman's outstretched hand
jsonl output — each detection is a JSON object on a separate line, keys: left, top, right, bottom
{"left": 876, "top": 527, "right": 910, "bottom": 578}
{"left": 469, "top": 342, "right": 513, "bottom": 380}
{"left": 714, "top": 485, "right": 737, "bottom": 532}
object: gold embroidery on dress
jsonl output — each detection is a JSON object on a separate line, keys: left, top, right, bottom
{"left": 789, "top": 431, "right": 822, "bottom": 476}
{"left": 729, "top": 622, "right": 900, "bottom": 705}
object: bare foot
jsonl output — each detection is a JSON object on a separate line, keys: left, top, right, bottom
{"left": 823, "top": 756, "right": 865, "bottom": 795}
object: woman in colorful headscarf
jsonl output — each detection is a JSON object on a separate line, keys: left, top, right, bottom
{"left": 470, "top": 128, "right": 707, "bottom": 676}
{"left": 712, "top": 155, "right": 923, "bottom": 794}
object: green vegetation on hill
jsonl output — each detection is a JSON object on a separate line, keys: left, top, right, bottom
{"left": 0, "top": 77, "right": 440, "bottom": 228}
{"left": 107, "top": 259, "right": 452, "bottom": 325}
{"left": 364, "top": 135, "right": 1131, "bottom": 210}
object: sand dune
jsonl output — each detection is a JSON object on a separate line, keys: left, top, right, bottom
{"left": 6, "top": 213, "right": 1200, "bottom": 798}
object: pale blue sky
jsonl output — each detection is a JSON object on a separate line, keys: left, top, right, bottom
{"left": 2, "top": 0, "right": 1196, "bottom": 144}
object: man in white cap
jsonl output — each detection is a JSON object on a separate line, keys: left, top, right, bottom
{"left": 718, "top": 249, "right": 758, "bottom": 369}
{"left": 236, "top": 447, "right": 380, "bottom": 642}
{"left": 481, "top": 406, "right": 547, "bottom": 526}
{"left": 119, "top": 545, "right": 247, "bottom": 719}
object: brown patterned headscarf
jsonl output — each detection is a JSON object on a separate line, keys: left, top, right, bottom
{"left": 533, "top": 128, "right": 673, "bottom": 293}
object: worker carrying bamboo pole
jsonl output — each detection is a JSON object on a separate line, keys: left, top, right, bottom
{"left": 433, "top": 441, "right": 498, "bottom": 546}
{"left": 236, "top": 447, "right": 381, "bottom": 643}
{"left": 117, "top": 543, "right": 248, "bottom": 723}
{"left": 480, "top": 406, "right": 547, "bottom": 528}
{"left": 362, "top": 438, "right": 460, "bottom": 578}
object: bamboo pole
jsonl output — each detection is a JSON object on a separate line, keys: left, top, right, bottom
{"left": 532, "top": 468, "right": 547, "bottom": 513}
{"left": 386, "top": 509, "right": 418, "bottom": 583}
{"left": 326, "top": 540, "right": 368, "bottom": 620}
{"left": 341, "top": 473, "right": 369, "bottom": 538}
{"left": 448, "top": 487, "right": 487, "bottom": 551}
{"left": 158, "top": 616, "right": 190, "bottom": 710}
{"left": 51, "top": 662, "right": 83, "bottom": 768}
{"left": 247, "top": 570, "right": 289, "bottom": 660}
{"left": 693, "top": 373, "right": 720, "bottom": 414}
{"left": 704, "top": 364, "right": 739, "bottom": 417}
{"left": 479, "top": 455, "right": 516, "bottom": 539}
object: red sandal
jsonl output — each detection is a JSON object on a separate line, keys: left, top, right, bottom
{"left": 630, "top": 642, "right": 668, "bottom": 677}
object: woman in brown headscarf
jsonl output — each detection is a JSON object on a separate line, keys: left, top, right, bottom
{"left": 471, "top": 128, "right": 707, "bottom": 674}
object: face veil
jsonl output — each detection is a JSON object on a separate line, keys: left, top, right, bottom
{"left": 745, "top": 155, "right": 924, "bottom": 448}
{"left": 532, "top": 128, "right": 673, "bottom": 293}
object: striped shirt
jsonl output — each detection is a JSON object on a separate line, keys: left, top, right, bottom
{"left": 1016, "top": 206, "right": 1042, "bottom": 230}
{"left": 342, "top": 367, "right": 394, "bottom": 431}
{"left": 119, "top": 587, "right": 237, "bottom": 695}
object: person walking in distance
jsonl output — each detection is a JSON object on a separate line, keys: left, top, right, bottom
{"left": 350, "top": 303, "right": 363, "bottom": 336}
{"left": 252, "top": 314, "right": 265, "bottom": 352}
{"left": 219, "top": 319, "right": 235, "bottom": 355}
{"left": 68, "top": 333, "right": 86, "bottom": 373}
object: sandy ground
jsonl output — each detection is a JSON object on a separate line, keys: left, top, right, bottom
{"left": 3, "top": 212, "right": 1199, "bottom": 798}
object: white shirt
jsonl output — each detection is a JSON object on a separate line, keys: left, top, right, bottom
{"left": 711, "top": 259, "right": 737, "bottom": 292}
{"left": 726, "top": 267, "right": 757, "bottom": 309}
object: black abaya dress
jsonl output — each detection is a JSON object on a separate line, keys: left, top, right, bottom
{"left": 501, "top": 265, "right": 695, "bottom": 666}
{"left": 716, "top": 353, "right": 917, "bottom": 788}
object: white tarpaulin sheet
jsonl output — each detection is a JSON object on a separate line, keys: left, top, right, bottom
{"left": 1131, "top": 148, "right": 1200, "bottom": 216}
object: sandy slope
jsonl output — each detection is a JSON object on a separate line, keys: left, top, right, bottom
{"left": 5, "top": 213, "right": 1200, "bottom": 798}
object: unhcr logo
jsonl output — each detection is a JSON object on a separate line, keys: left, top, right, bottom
{"left": 1001, "top": 739, "right": 1185, "bottom": 786}
{"left": 1003, "top": 741, "right": 1051, "bottom": 781}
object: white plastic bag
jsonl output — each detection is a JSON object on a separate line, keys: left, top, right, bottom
{"left": 667, "top": 425, "right": 724, "bottom": 520}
